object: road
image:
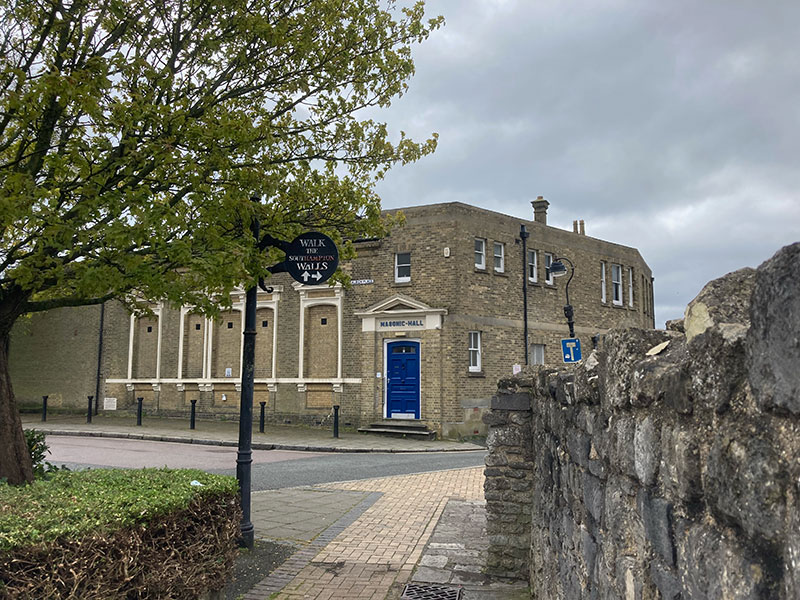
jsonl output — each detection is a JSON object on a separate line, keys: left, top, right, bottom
{"left": 45, "top": 435, "right": 487, "bottom": 490}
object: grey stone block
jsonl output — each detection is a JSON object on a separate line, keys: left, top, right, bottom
{"left": 637, "top": 489, "right": 675, "bottom": 567}
{"left": 747, "top": 242, "right": 800, "bottom": 415}
{"left": 705, "top": 422, "right": 788, "bottom": 546}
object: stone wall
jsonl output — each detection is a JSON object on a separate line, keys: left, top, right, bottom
{"left": 484, "top": 242, "right": 800, "bottom": 599}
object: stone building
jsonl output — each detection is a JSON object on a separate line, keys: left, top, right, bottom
{"left": 10, "top": 199, "right": 654, "bottom": 437}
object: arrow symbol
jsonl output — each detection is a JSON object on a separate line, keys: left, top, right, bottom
{"left": 312, "top": 272, "right": 322, "bottom": 281}
{"left": 301, "top": 272, "right": 310, "bottom": 282}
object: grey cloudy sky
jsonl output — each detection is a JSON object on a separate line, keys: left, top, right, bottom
{"left": 372, "top": 0, "right": 800, "bottom": 327}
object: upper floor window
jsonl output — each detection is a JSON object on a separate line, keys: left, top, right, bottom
{"left": 493, "top": 242, "right": 504, "bottom": 273}
{"left": 628, "top": 267, "right": 634, "bottom": 307}
{"left": 527, "top": 250, "right": 538, "bottom": 282}
{"left": 531, "top": 343, "right": 545, "bottom": 365}
{"left": 475, "top": 239, "right": 486, "bottom": 269}
{"left": 395, "top": 252, "right": 411, "bottom": 283}
{"left": 600, "top": 261, "right": 607, "bottom": 302}
{"left": 611, "top": 263, "right": 622, "bottom": 305}
{"left": 544, "top": 253, "right": 554, "bottom": 285}
{"left": 469, "top": 331, "right": 482, "bottom": 372}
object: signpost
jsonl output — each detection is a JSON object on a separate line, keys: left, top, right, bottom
{"left": 237, "top": 212, "right": 340, "bottom": 550}
{"left": 562, "top": 338, "right": 582, "bottom": 363}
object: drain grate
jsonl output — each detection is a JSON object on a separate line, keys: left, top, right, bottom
{"left": 401, "top": 583, "right": 463, "bottom": 600}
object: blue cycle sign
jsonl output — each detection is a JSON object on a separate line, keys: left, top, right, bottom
{"left": 561, "top": 338, "right": 582, "bottom": 363}
{"left": 284, "top": 231, "right": 339, "bottom": 285}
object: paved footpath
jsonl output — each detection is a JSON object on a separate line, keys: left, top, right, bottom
{"left": 22, "top": 414, "right": 483, "bottom": 453}
{"left": 244, "top": 467, "right": 483, "bottom": 600}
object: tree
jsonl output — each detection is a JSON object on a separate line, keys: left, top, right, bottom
{"left": 0, "top": 0, "right": 441, "bottom": 484}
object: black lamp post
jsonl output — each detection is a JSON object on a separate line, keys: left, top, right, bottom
{"left": 236, "top": 195, "right": 262, "bottom": 550}
{"left": 549, "top": 256, "right": 575, "bottom": 338}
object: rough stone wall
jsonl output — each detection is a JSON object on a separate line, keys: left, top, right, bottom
{"left": 484, "top": 242, "right": 800, "bottom": 599}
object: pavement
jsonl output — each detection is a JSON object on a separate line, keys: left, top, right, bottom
{"left": 21, "top": 414, "right": 528, "bottom": 599}
{"left": 21, "top": 413, "right": 484, "bottom": 453}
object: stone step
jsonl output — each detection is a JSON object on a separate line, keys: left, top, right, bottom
{"left": 358, "top": 421, "right": 437, "bottom": 440}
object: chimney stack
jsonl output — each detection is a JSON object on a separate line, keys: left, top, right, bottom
{"left": 579, "top": 220, "right": 585, "bottom": 235}
{"left": 532, "top": 196, "right": 549, "bottom": 225}
{"left": 573, "top": 220, "right": 578, "bottom": 233}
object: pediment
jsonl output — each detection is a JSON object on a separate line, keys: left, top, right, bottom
{"left": 355, "top": 294, "right": 447, "bottom": 332}
{"left": 356, "top": 294, "right": 443, "bottom": 316}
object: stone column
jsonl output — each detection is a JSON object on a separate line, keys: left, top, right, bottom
{"left": 483, "top": 379, "right": 534, "bottom": 579}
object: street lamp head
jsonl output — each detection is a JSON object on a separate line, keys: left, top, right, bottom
{"left": 549, "top": 260, "right": 568, "bottom": 277}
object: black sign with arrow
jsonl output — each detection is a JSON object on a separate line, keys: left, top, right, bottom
{"left": 264, "top": 231, "right": 339, "bottom": 286}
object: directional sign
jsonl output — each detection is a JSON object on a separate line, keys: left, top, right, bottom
{"left": 284, "top": 231, "right": 339, "bottom": 285}
{"left": 561, "top": 338, "right": 582, "bottom": 363}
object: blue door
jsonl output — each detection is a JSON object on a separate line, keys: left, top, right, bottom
{"left": 386, "top": 341, "right": 420, "bottom": 419}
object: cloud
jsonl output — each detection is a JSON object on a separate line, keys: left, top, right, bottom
{"left": 373, "top": 0, "right": 800, "bottom": 326}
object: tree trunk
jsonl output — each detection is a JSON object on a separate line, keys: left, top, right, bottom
{"left": 0, "top": 326, "right": 34, "bottom": 484}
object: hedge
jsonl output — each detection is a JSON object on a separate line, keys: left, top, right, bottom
{"left": 0, "top": 468, "right": 241, "bottom": 599}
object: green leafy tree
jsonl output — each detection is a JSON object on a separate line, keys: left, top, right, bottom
{"left": 0, "top": 0, "right": 441, "bottom": 483}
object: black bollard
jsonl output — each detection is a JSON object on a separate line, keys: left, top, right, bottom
{"left": 136, "top": 397, "right": 143, "bottom": 426}
{"left": 259, "top": 402, "right": 266, "bottom": 433}
{"left": 333, "top": 405, "right": 340, "bottom": 438}
{"left": 190, "top": 399, "right": 197, "bottom": 430}
{"left": 87, "top": 395, "right": 93, "bottom": 424}
{"left": 42, "top": 395, "right": 48, "bottom": 422}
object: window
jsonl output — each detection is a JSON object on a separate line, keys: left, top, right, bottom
{"left": 527, "top": 250, "right": 538, "bottom": 282}
{"left": 600, "top": 261, "right": 607, "bottom": 302}
{"left": 474, "top": 239, "right": 486, "bottom": 269}
{"left": 468, "top": 331, "right": 481, "bottom": 372}
{"left": 493, "top": 242, "right": 504, "bottom": 273}
{"left": 544, "top": 253, "right": 554, "bottom": 285}
{"left": 531, "top": 344, "right": 545, "bottom": 365}
{"left": 395, "top": 252, "right": 411, "bottom": 283}
{"left": 611, "top": 264, "right": 623, "bottom": 305}
{"left": 628, "top": 267, "right": 634, "bottom": 307}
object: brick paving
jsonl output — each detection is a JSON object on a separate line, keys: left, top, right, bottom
{"left": 243, "top": 467, "right": 485, "bottom": 600}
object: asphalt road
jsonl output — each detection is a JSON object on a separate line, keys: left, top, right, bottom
{"left": 46, "top": 435, "right": 487, "bottom": 490}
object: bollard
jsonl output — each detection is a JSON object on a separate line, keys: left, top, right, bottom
{"left": 137, "top": 397, "right": 143, "bottom": 426}
{"left": 190, "top": 399, "right": 197, "bottom": 430}
{"left": 42, "top": 395, "right": 48, "bottom": 422}
{"left": 333, "top": 405, "right": 340, "bottom": 438}
{"left": 259, "top": 402, "right": 266, "bottom": 433}
{"left": 87, "top": 395, "right": 93, "bottom": 424}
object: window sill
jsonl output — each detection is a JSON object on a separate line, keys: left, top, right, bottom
{"left": 467, "top": 371, "right": 485, "bottom": 378}
{"left": 493, "top": 270, "right": 508, "bottom": 277}
{"left": 392, "top": 281, "right": 413, "bottom": 288}
{"left": 474, "top": 267, "right": 489, "bottom": 274}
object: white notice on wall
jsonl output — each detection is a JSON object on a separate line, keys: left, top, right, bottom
{"left": 512, "top": 364, "right": 522, "bottom": 375}
{"left": 225, "top": 367, "right": 232, "bottom": 377}
{"left": 104, "top": 397, "right": 117, "bottom": 410}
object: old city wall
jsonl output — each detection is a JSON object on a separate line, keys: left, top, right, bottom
{"left": 484, "top": 243, "right": 800, "bottom": 599}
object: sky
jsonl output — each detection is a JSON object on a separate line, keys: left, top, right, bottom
{"left": 371, "top": 0, "right": 800, "bottom": 327}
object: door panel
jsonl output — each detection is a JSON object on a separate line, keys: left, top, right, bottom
{"left": 386, "top": 341, "right": 420, "bottom": 419}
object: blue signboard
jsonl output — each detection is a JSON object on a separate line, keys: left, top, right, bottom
{"left": 561, "top": 338, "right": 582, "bottom": 363}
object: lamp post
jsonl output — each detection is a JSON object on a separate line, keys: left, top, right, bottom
{"left": 549, "top": 256, "right": 575, "bottom": 338}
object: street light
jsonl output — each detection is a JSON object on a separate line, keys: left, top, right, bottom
{"left": 549, "top": 256, "right": 576, "bottom": 338}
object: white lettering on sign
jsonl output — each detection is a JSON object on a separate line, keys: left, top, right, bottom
{"left": 351, "top": 279, "right": 374, "bottom": 285}
{"left": 378, "top": 319, "right": 425, "bottom": 328}
{"left": 299, "top": 238, "right": 326, "bottom": 247}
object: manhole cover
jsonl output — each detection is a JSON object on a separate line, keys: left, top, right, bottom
{"left": 402, "top": 583, "right": 463, "bottom": 600}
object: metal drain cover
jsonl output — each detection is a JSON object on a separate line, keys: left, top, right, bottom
{"left": 402, "top": 583, "right": 463, "bottom": 600}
